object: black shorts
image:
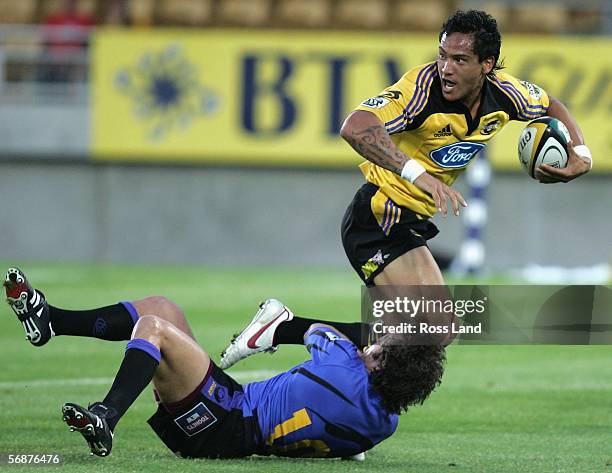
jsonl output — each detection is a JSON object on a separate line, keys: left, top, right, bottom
{"left": 147, "top": 363, "right": 259, "bottom": 459}
{"left": 341, "top": 183, "right": 439, "bottom": 285}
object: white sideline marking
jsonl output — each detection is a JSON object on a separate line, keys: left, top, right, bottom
{"left": 0, "top": 369, "right": 279, "bottom": 389}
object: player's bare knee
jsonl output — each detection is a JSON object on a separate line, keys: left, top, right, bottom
{"left": 133, "top": 315, "right": 168, "bottom": 346}
{"left": 134, "top": 314, "right": 162, "bottom": 331}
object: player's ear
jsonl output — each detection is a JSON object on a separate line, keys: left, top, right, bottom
{"left": 481, "top": 57, "right": 495, "bottom": 75}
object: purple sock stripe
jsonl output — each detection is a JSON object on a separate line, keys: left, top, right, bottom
{"left": 126, "top": 338, "right": 161, "bottom": 363}
{"left": 120, "top": 301, "right": 140, "bottom": 326}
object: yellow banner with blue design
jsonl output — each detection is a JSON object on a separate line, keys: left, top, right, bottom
{"left": 92, "top": 29, "right": 611, "bottom": 171}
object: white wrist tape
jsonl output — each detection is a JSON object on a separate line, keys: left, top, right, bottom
{"left": 400, "top": 160, "right": 426, "bottom": 183}
{"left": 573, "top": 145, "right": 592, "bottom": 170}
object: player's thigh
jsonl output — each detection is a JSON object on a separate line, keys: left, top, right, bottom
{"left": 373, "top": 247, "right": 456, "bottom": 344}
{"left": 374, "top": 246, "right": 445, "bottom": 286}
{"left": 150, "top": 320, "right": 211, "bottom": 404}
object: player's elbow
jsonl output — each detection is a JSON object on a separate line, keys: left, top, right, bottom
{"left": 547, "top": 95, "right": 567, "bottom": 115}
{"left": 339, "top": 114, "right": 355, "bottom": 142}
{"left": 304, "top": 323, "right": 320, "bottom": 343}
{"left": 304, "top": 323, "right": 332, "bottom": 343}
{"left": 340, "top": 110, "right": 379, "bottom": 142}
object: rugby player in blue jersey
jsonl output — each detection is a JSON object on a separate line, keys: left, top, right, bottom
{"left": 5, "top": 268, "right": 444, "bottom": 459}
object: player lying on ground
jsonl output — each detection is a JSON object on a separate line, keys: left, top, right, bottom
{"left": 4, "top": 268, "right": 445, "bottom": 459}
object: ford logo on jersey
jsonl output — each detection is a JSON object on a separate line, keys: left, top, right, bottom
{"left": 429, "top": 142, "right": 486, "bottom": 169}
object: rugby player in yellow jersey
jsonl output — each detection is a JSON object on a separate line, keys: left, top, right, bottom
{"left": 339, "top": 9, "right": 592, "bottom": 287}
{"left": 221, "top": 10, "right": 593, "bottom": 407}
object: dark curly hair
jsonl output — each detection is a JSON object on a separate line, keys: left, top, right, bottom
{"left": 440, "top": 10, "right": 504, "bottom": 76}
{"left": 369, "top": 343, "right": 446, "bottom": 415}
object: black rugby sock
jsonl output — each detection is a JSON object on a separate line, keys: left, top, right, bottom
{"left": 100, "top": 339, "right": 160, "bottom": 431}
{"left": 273, "top": 316, "right": 369, "bottom": 348}
{"left": 49, "top": 303, "right": 137, "bottom": 340}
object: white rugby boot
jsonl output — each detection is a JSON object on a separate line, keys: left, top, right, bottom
{"left": 219, "top": 299, "right": 293, "bottom": 369}
{"left": 343, "top": 452, "right": 366, "bottom": 461}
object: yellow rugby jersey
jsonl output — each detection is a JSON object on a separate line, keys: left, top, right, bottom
{"left": 354, "top": 62, "right": 550, "bottom": 217}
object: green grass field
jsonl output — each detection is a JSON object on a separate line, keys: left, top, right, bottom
{"left": 1, "top": 262, "right": 611, "bottom": 473}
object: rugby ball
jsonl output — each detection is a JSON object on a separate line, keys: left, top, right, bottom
{"left": 518, "top": 117, "right": 570, "bottom": 179}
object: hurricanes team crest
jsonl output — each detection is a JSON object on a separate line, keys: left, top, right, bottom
{"left": 361, "top": 250, "right": 390, "bottom": 280}
{"left": 114, "top": 45, "right": 220, "bottom": 141}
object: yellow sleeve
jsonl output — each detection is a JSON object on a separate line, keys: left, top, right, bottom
{"left": 492, "top": 71, "right": 550, "bottom": 122}
{"left": 354, "top": 62, "right": 437, "bottom": 134}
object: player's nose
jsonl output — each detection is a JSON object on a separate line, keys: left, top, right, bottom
{"left": 441, "top": 61, "right": 453, "bottom": 76}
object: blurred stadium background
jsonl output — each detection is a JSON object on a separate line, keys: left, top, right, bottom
{"left": 1, "top": 2, "right": 611, "bottom": 471}
{"left": 0, "top": 0, "right": 610, "bottom": 280}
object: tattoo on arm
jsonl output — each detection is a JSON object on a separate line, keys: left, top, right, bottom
{"left": 345, "top": 124, "right": 407, "bottom": 174}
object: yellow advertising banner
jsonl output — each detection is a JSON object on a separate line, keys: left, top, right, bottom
{"left": 92, "top": 29, "right": 611, "bottom": 171}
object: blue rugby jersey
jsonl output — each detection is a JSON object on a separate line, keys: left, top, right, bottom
{"left": 242, "top": 326, "right": 398, "bottom": 457}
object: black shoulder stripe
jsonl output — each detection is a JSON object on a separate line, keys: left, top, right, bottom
{"left": 309, "top": 408, "right": 374, "bottom": 452}
{"left": 290, "top": 367, "right": 356, "bottom": 407}
{"left": 324, "top": 422, "right": 374, "bottom": 452}
{"left": 309, "top": 330, "right": 329, "bottom": 340}
{"left": 308, "top": 330, "right": 353, "bottom": 355}
{"left": 310, "top": 329, "right": 349, "bottom": 345}
{"left": 306, "top": 343, "right": 328, "bottom": 354}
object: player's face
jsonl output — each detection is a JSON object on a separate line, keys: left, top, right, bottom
{"left": 437, "top": 32, "right": 494, "bottom": 105}
{"left": 363, "top": 344, "right": 383, "bottom": 372}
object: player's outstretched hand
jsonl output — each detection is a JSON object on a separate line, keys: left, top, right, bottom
{"left": 535, "top": 140, "right": 591, "bottom": 184}
{"left": 414, "top": 172, "right": 467, "bottom": 217}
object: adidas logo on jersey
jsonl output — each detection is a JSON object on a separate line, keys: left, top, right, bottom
{"left": 434, "top": 124, "right": 452, "bottom": 137}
